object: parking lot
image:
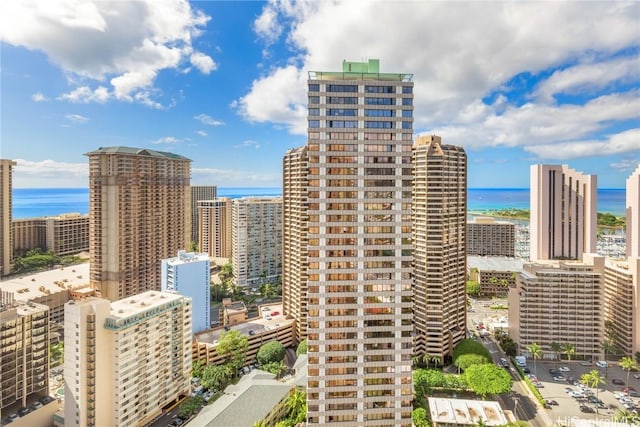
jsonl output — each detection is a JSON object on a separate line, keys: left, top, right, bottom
{"left": 523, "top": 360, "right": 640, "bottom": 421}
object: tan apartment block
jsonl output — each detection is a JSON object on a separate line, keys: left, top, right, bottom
{"left": 191, "top": 185, "right": 217, "bottom": 245}
{"left": 412, "top": 135, "right": 467, "bottom": 363}
{"left": 0, "top": 301, "right": 49, "bottom": 410}
{"left": 231, "top": 197, "right": 282, "bottom": 288}
{"left": 1, "top": 159, "right": 17, "bottom": 277}
{"left": 64, "top": 291, "right": 191, "bottom": 427}
{"left": 467, "top": 217, "right": 515, "bottom": 257}
{"left": 530, "top": 164, "right": 597, "bottom": 262}
{"left": 627, "top": 164, "right": 640, "bottom": 258}
{"left": 603, "top": 257, "right": 640, "bottom": 357}
{"left": 304, "top": 59, "right": 413, "bottom": 426}
{"left": 198, "top": 198, "right": 232, "bottom": 258}
{"left": 13, "top": 217, "right": 47, "bottom": 256}
{"left": 85, "top": 147, "right": 191, "bottom": 301}
{"left": 282, "top": 146, "right": 309, "bottom": 344}
{"left": 13, "top": 213, "right": 89, "bottom": 257}
{"left": 467, "top": 256, "right": 524, "bottom": 298}
{"left": 509, "top": 254, "right": 604, "bottom": 360}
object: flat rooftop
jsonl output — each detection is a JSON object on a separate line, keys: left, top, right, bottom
{"left": 196, "top": 304, "right": 291, "bottom": 345}
{"left": 109, "top": 291, "right": 186, "bottom": 319}
{"left": 468, "top": 256, "right": 524, "bottom": 272}
{"left": 428, "top": 397, "right": 508, "bottom": 426}
{"left": 0, "top": 263, "right": 90, "bottom": 300}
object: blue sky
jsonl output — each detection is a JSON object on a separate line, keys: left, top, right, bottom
{"left": 1, "top": 1, "right": 638, "bottom": 188}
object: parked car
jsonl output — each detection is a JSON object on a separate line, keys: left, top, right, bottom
{"left": 633, "top": 373, "right": 640, "bottom": 379}
{"left": 270, "top": 311, "right": 280, "bottom": 316}
{"left": 549, "top": 369, "right": 561, "bottom": 375}
{"left": 623, "top": 387, "right": 637, "bottom": 393}
{"left": 581, "top": 360, "right": 592, "bottom": 366}
{"left": 553, "top": 376, "right": 566, "bottom": 382}
{"left": 612, "top": 379, "right": 625, "bottom": 385}
{"left": 522, "top": 368, "right": 531, "bottom": 374}
{"left": 580, "top": 405, "right": 595, "bottom": 413}
{"left": 547, "top": 400, "right": 559, "bottom": 406}
{"left": 595, "top": 361, "right": 608, "bottom": 368}
{"left": 558, "top": 366, "right": 570, "bottom": 372}
{"left": 564, "top": 387, "right": 574, "bottom": 394}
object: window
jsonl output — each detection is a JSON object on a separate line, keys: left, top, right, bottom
{"left": 328, "top": 108, "right": 357, "bottom": 116}
{"left": 329, "top": 120, "right": 357, "bottom": 128}
{"left": 365, "top": 109, "right": 394, "bottom": 117}
{"left": 402, "top": 97, "right": 412, "bottom": 105}
{"left": 402, "top": 121, "right": 412, "bottom": 129}
{"left": 308, "top": 108, "right": 319, "bottom": 116}
{"left": 309, "top": 96, "right": 319, "bottom": 104}
{"left": 309, "top": 84, "right": 320, "bottom": 92}
{"left": 328, "top": 96, "right": 357, "bottom": 104}
{"left": 365, "top": 121, "right": 393, "bottom": 129}
{"left": 308, "top": 120, "right": 320, "bottom": 128}
{"left": 365, "top": 97, "right": 395, "bottom": 105}
{"left": 402, "top": 86, "right": 413, "bottom": 94}
{"left": 365, "top": 85, "right": 394, "bottom": 93}
{"left": 401, "top": 110, "right": 412, "bottom": 117}
{"left": 327, "top": 84, "right": 357, "bottom": 92}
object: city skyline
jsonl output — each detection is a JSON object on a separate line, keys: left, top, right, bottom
{"left": 1, "top": 1, "right": 639, "bottom": 189}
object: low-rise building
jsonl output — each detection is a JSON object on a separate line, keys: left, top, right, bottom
{"left": 467, "top": 256, "right": 524, "bottom": 298}
{"left": 467, "top": 217, "right": 515, "bottom": 257}
{"left": 13, "top": 213, "right": 89, "bottom": 257}
{"left": 427, "top": 397, "right": 512, "bottom": 426}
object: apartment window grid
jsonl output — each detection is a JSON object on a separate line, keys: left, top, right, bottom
{"left": 306, "top": 76, "right": 413, "bottom": 426}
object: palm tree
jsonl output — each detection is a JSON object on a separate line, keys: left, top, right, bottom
{"left": 527, "top": 342, "right": 542, "bottom": 376}
{"left": 620, "top": 356, "right": 638, "bottom": 387}
{"left": 562, "top": 343, "right": 576, "bottom": 362}
{"left": 423, "top": 353, "right": 439, "bottom": 369}
{"left": 285, "top": 389, "right": 307, "bottom": 424}
{"left": 581, "top": 370, "right": 606, "bottom": 414}
{"left": 613, "top": 409, "right": 640, "bottom": 424}
{"left": 550, "top": 342, "right": 562, "bottom": 364}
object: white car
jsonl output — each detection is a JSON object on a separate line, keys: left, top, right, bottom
{"left": 595, "top": 361, "right": 608, "bottom": 368}
{"left": 558, "top": 366, "right": 571, "bottom": 372}
{"left": 619, "top": 397, "right": 634, "bottom": 404}
{"left": 553, "top": 376, "right": 566, "bottom": 382}
{"left": 569, "top": 391, "right": 584, "bottom": 398}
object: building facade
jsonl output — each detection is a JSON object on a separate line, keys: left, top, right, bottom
{"left": 161, "top": 250, "right": 210, "bottom": 334}
{"left": 64, "top": 291, "right": 192, "bottom": 427}
{"left": 85, "top": 147, "right": 191, "bottom": 301}
{"left": 530, "top": 164, "right": 597, "bottom": 262}
{"left": 304, "top": 59, "right": 414, "bottom": 426}
{"left": 1, "top": 159, "right": 17, "bottom": 277}
{"left": 282, "top": 146, "right": 309, "bottom": 343}
{"left": 13, "top": 214, "right": 89, "bottom": 257}
{"left": 602, "top": 257, "right": 640, "bottom": 357}
{"left": 627, "top": 164, "right": 640, "bottom": 258}
{"left": 198, "top": 198, "right": 232, "bottom": 258}
{"left": 467, "top": 217, "right": 515, "bottom": 257}
{"left": 191, "top": 185, "right": 217, "bottom": 245}
{"left": 0, "top": 301, "right": 49, "bottom": 410}
{"left": 231, "top": 197, "right": 282, "bottom": 288}
{"left": 467, "top": 256, "right": 524, "bottom": 298}
{"left": 509, "top": 254, "right": 604, "bottom": 360}
{"left": 412, "top": 135, "right": 467, "bottom": 362}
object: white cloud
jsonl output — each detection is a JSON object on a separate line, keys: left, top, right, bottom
{"left": 254, "top": 1, "right": 282, "bottom": 44}
{"left": 32, "top": 92, "right": 48, "bottom": 102}
{"left": 58, "top": 86, "right": 110, "bottom": 103}
{"left": 192, "top": 167, "right": 280, "bottom": 187}
{"left": 194, "top": 113, "right": 225, "bottom": 126}
{"left": 524, "top": 129, "right": 640, "bottom": 160}
{"left": 196, "top": 130, "right": 207, "bottom": 137}
{"left": 0, "top": 0, "right": 214, "bottom": 107}
{"left": 152, "top": 136, "right": 184, "bottom": 145}
{"left": 13, "top": 158, "right": 88, "bottom": 187}
{"left": 190, "top": 52, "right": 216, "bottom": 74}
{"left": 239, "top": 1, "right": 639, "bottom": 143}
{"left": 532, "top": 55, "right": 640, "bottom": 102}
{"left": 610, "top": 159, "right": 640, "bottom": 172}
{"left": 65, "top": 114, "right": 89, "bottom": 123}
{"left": 234, "top": 140, "right": 261, "bottom": 149}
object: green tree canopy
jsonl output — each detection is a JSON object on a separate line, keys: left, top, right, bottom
{"left": 455, "top": 353, "right": 490, "bottom": 371}
{"left": 179, "top": 395, "right": 204, "bottom": 418}
{"left": 200, "top": 364, "right": 233, "bottom": 391}
{"left": 216, "top": 330, "right": 249, "bottom": 373}
{"left": 261, "top": 361, "right": 287, "bottom": 376}
{"left": 257, "top": 341, "right": 286, "bottom": 365}
{"left": 464, "top": 364, "right": 514, "bottom": 399}
{"left": 466, "top": 281, "right": 481, "bottom": 296}
{"left": 296, "top": 339, "right": 308, "bottom": 356}
{"left": 452, "top": 339, "right": 492, "bottom": 365}
{"left": 412, "top": 408, "right": 429, "bottom": 427}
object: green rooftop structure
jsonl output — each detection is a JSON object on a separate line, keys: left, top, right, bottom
{"left": 309, "top": 58, "right": 413, "bottom": 82}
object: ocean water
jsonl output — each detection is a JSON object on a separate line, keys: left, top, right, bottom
{"left": 12, "top": 187, "right": 626, "bottom": 219}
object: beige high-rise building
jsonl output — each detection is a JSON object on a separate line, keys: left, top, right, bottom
{"left": 85, "top": 147, "right": 191, "bottom": 301}
{"left": 282, "top": 146, "right": 309, "bottom": 343}
{"left": 467, "top": 217, "right": 515, "bottom": 257}
{"left": 603, "top": 257, "right": 640, "bottom": 357}
{"left": 627, "top": 164, "right": 640, "bottom": 258}
{"left": 1, "top": 159, "right": 17, "bottom": 277}
{"left": 231, "top": 197, "right": 282, "bottom": 288}
{"left": 64, "top": 291, "right": 192, "bottom": 427}
{"left": 13, "top": 213, "right": 89, "bottom": 257}
{"left": 191, "top": 185, "right": 217, "bottom": 245}
{"left": 198, "top": 198, "right": 232, "bottom": 258}
{"left": 509, "top": 254, "right": 604, "bottom": 360}
{"left": 530, "top": 164, "right": 597, "bottom": 262}
{"left": 0, "top": 301, "right": 49, "bottom": 410}
{"left": 412, "top": 135, "right": 467, "bottom": 362}
{"left": 305, "top": 59, "right": 413, "bottom": 426}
